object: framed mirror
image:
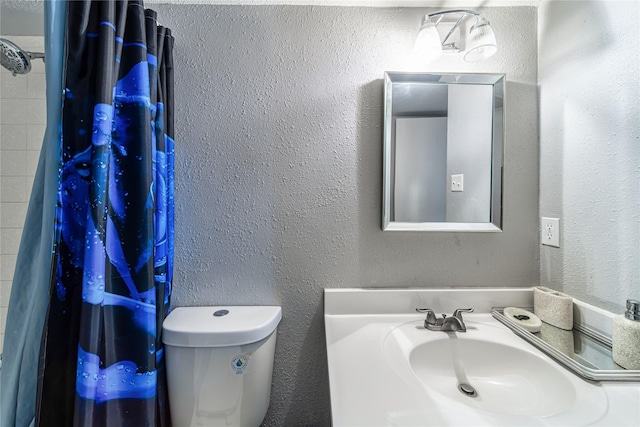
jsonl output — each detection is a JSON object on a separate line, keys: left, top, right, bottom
{"left": 382, "top": 72, "right": 505, "bottom": 232}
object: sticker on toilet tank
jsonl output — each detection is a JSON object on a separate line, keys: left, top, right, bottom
{"left": 231, "top": 354, "right": 249, "bottom": 374}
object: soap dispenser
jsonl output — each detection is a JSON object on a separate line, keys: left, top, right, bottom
{"left": 612, "top": 299, "right": 640, "bottom": 370}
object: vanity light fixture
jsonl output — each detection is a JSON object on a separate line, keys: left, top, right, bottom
{"left": 414, "top": 9, "right": 497, "bottom": 63}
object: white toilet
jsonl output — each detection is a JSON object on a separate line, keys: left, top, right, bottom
{"left": 162, "top": 306, "right": 282, "bottom": 427}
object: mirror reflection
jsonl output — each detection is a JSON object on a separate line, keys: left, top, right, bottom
{"left": 383, "top": 72, "right": 505, "bottom": 232}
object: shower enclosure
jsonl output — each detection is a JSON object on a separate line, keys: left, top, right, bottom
{"left": 0, "top": 35, "right": 47, "bottom": 353}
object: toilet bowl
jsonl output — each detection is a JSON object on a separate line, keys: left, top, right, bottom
{"left": 162, "top": 306, "right": 282, "bottom": 427}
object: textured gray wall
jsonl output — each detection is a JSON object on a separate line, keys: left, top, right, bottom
{"left": 153, "top": 5, "right": 538, "bottom": 425}
{"left": 538, "top": 0, "right": 639, "bottom": 315}
{"left": 0, "top": 1, "right": 45, "bottom": 36}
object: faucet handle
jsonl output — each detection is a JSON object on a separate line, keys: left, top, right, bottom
{"left": 416, "top": 308, "right": 437, "bottom": 325}
{"left": 453, "top": 308, "right": 474, "bottom": 321}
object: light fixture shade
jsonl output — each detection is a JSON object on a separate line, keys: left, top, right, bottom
{"left": 413, "top": 20, "right": 442, "bottom": 62}
{"left": 463, "top": 18, "right": 497, "bottom": 63}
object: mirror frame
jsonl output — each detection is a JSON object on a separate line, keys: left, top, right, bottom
{"left": 382, "top": 72, "right": 505, "bottom": 232}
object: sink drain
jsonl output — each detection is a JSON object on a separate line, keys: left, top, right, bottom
{"left": 458, "top": 383, "right": 478, "bottom": 398}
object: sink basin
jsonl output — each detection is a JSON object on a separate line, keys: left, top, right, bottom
{"left": 383, "top": 318, "right": 608, "bottom": 421}
{"left": 410, "top": 336, "right": 577, "bottom": 417}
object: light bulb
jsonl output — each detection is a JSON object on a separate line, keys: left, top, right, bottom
{"left": 464, "top": 18, "right": 497, "bottom": 63}
{"left": 414, "top": 20, "right": 442, "bottom": 62}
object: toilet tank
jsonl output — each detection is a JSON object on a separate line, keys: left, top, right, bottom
{"left": 162, "top": 306, "right": 282, "bottom": 427}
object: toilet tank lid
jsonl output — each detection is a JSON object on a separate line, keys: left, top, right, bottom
{"left": 162, "top": 306, "right": 282, "bottom": 347}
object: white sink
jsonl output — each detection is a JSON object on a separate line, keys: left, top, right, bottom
{"left": 409, "top": 338, "right": 576, "bottom": 416}
{"left": 384, "top": 317, "right": 605, "bottom": 419}
{"left": 325, "top": 288, "right": 640, "bottom": 427}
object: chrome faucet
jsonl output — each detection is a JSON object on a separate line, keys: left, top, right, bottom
{"left": 416, "top": 308, "right": 474, "bottom": 332}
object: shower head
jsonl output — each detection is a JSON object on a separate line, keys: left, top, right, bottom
{"left": 0, "top": 38, "right": 45, "bottom": 76}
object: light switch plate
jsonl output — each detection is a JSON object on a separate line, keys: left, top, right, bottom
{"left": 451, "top": 174, "right": 464, "bottom": 192}
{"left": 541, "top": 217, "right": 560, "bottom": 247}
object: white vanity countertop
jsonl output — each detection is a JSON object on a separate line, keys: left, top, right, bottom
{"left": 324, "top": 288, "right": 640, "bottom": 427}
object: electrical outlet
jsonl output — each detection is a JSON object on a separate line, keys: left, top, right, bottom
{"left": 541, "top": 217, "right": 560, "bottom": 248}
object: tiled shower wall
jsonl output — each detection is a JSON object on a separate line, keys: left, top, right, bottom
{"left": 0, "top": 36, "right": 46, "bottom": 353}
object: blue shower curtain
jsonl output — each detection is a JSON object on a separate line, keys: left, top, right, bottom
{"left": 1, "top": 1, "right": 175, "bottom": 426}
{"left": 1, "top": 2, "right": 66, "bottom": 426}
